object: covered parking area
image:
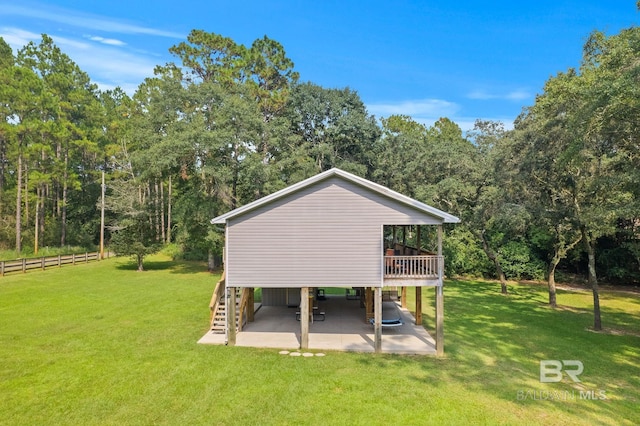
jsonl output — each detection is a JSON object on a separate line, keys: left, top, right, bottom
{"left": 198, "top": 292, "right": 436, "bottom": 355}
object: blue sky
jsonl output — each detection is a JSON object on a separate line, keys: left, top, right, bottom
{"left": 1, "top": 1, "right": 638, "bottom": 131}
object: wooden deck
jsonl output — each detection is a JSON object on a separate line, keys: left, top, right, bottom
{"left": 383, "top": 255, "right": 441, "bottom": 278}
{"left": 383, "top": 255, "right": 443, "bottom": 287}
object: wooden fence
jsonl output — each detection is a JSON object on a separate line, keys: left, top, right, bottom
{"left": 0, "top": 251, "right": 111, "bottom": 276}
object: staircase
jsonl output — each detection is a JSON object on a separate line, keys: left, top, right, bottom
{"left": 209, "top": 274, "right": 249, "bottom": 334}
{"left": 211, "top": 288, "right": 244, "bottom": 334}
{"left": 210, "top": 300, "right": 227, "bottom": 333}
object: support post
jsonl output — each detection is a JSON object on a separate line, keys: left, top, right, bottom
{"left": 436, "top": 224, "right": 444, "bottom": 356}
{"left": 402, "top": 225, "right": 407, "bottom": 249}
{"left": 374, "top": 287, "right": 382, "bottom": 353}
{"left": 227, "top": 286, "right": 236, "bottom": 346}
{"left": 437, "top": 225, "right": 443, "bottom": 277}
{"left": 248, "top": 288, "right": 255, "bottom": 322}
{"left": 436, "top": 284, "right": 444, "bottom": 356}
{"left": 401, "top": 286, "right": 407, "bottom": 308}
{"left": 415, "top": 287, "right": 422, "bottom": 324}
{"left": 365, "top": 287, "right": 373, "bottom": 321}
{"left": 300, "top": 287, "right": 309, "bottom": 349}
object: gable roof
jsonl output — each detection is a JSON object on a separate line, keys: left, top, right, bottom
{"left": 210, "top": 168, "right": 460, "bottom": 224}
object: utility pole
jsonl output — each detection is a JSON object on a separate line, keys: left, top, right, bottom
{"left": 100, "top": 170, "right": 105, "bottom": 260}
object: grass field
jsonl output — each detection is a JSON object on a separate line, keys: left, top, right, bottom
{"left": 0, "top": 255, "right": 638, "bottom": 425}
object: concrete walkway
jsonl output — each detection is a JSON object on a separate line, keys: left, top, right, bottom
{"left": 198, "top": 294, "right": 436, "bottom": 355}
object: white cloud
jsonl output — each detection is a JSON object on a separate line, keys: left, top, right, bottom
{"left": 87, "top": 36, "right": 126, "bottom": 47}
{"left": 0, "top": 27, "right": 156, "bottom": 94}
{"left": 1, "top": 28, "right": 92, "bottom": 54}
{"left": 365, "top": 98, "right": 515, "bottom": 133}
{"left": 0, "top": 4, "right": 183, "bottom": 38}
{"left": 367, "top": 98, "right": 485, "bottom": 132}
{"left": 505, "top": 89, "right": 531, "bottom": 101}
{"left": 367, "top": 98, "right": 460, "bottom": 118}
{"left": 467, "top": 90, "right": 494, "bottom": 100}
{"left": 467, "top": 88, "right": 532, "bottom": 101}
{"left": 412, "top": 117, "right": 514, "bottom": 133}
{"left": 0, "top": 1, "right": 181, "bottom": 95}
{"left": 0, "top": 27, "right": 40, "bottom": 50}
{"left": 93, "top": 80, "right": 141, "bottom": 95}
{"left": 64, "top": 43, "right": 156, "bottom": 89}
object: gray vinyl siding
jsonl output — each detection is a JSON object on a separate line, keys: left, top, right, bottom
{"left": 226, "top": 176, "right": 442, "bottom": 289}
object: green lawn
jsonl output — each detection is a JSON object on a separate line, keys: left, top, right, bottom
{"left": 0, "top": 256, "right": 638, "bottom": 425}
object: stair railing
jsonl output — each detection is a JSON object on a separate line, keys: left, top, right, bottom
{"left": 237, "top": 287, "right": 251, "bottom": 331}
{"left": 209, "top": 271, "right": 226, "bottom": 329}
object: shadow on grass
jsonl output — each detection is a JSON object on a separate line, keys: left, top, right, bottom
{"left": 115, "top": 259, "right": 211, "bottom": 275}
{"left": 357, "top": 279, "right": 640, "bottom": 424}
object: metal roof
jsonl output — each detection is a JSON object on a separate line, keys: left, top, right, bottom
{"left": 210, "top": 168, "right": 461, "bottom": 224}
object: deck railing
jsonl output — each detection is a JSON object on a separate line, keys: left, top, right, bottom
{"left": 209, "top": 271, "right": 226, "bottom": 328}
{"left": 383, "top": 255, "right": 443, "bottom": 279}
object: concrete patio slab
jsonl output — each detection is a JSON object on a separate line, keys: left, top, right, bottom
{"left": 198, "top": 295, "right": 436, "bottom": 355}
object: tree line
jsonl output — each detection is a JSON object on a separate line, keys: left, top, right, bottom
{"left": 1, "top": 26, "right": 638, "bottom": 329}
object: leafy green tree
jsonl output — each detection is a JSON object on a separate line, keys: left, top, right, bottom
{"left": 419, "top": 118, "right": 480, "bottom": 214}
{"left": 106, "top": 178, "right": 161, "bottom": 271}
{"left": 461, "top": 120, "right": 517, "bottom": 293}
{"left": 169, "top": 30, "right": 247, "bottom": 86}
{"left": 284, "top": 82, "right": 380, "bottom": 177}
{"left": 514, "top": 27, "right": 640, "bottom": 328}
{"left": 0, "top": 37, "right": 14, "bottom": 205}
{"left": 512, "top": 111, "right": 583, "bottom": 307}
{"left": 0, "top": 59, "right": 46, "bottom": 252}
{"left": 373, "top": 115, "right": 428, "bottom": 197}
{"left": 443, "top": 227, "right": 492, "bottom": 277}
{"left": 246, "top": 36, "right": 299, "bottom": 160}
{"left": 16, "top": 35, "right": 102, "bottom": 248}
{"left": 166, "top": 31, "right": 300, "bottom": 261}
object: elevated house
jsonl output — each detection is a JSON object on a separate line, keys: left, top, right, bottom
{"left": 207, "top": 168, "right": 459, "bottom": 355}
